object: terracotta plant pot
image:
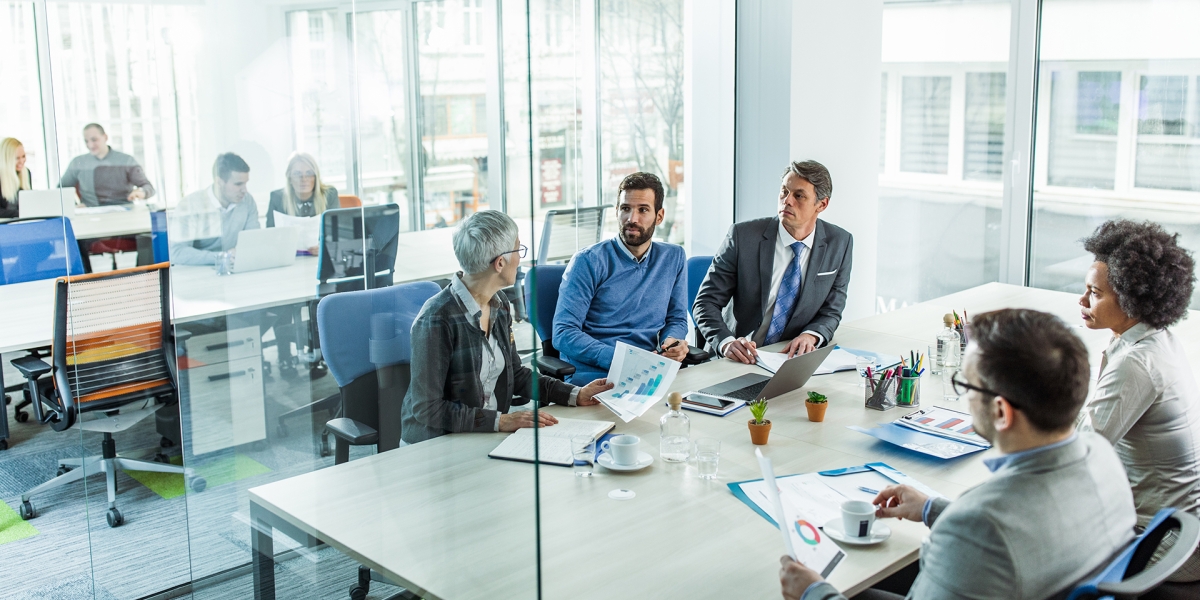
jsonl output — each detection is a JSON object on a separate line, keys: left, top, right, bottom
{"left": 805, "top": 401, "right": 828, "bottom": 422}
{"left": 748, "top": 419, "right": 772, "bottom": 445}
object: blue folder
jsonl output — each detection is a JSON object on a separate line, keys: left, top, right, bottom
{"left": 848, "top": 423, "right": 989, "bottom": 460}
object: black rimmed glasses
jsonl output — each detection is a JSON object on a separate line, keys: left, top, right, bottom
{"left": 950, "top": 373, "right": 1017, "bottom": 407}
{"left": 489, "top": 244, "right": 528, "bottom": 264}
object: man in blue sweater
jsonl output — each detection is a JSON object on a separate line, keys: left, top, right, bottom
{"left": 552, "top": 172, "right": 690, "bottom": 385}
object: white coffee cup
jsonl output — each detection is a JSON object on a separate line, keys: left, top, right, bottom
{"left": 841, "top": 500, "right": 876, "bottom": 539}
{"left": 601, "top": 435, "right": 640, "bottom": 466}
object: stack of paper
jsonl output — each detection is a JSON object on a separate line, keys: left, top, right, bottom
{"left": 849, "top": 407, "right": 991, "bottom": 460}
{"left": 272, "top": 210, "right": 320, "bottom": 251}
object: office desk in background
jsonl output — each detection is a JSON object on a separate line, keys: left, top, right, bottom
{"left": 248, "top": 284, "right": 1198, "bottom": 600}
{"left": 71, "top": 205, "right": 152, "bottom": 240}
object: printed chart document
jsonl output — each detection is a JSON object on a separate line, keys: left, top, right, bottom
{"left": 595, "top": 342, "right": 681, "bottom": 422}
{"left": 756, "top": 346, "right": 901, "bottom": 376}
{"left": 755, "top": 449, "right": 844, "bottom": 578}
{"left": 488, "top": 418, "right": 614, "bottom": 466}
{"left": 895, "top": 407, "right": 990, "bottom": 447}
{"left": 272, "top": 210, "right": 320, "bottom": 251}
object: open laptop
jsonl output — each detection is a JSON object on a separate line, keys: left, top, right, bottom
{"left": 18, "top": 189, "right": 78, "bottom": 220}
{"left": 698, "top": 343, "right": 836, "bottom": 402}
{"left": 233, "top": 227, "right": 298, "bottom": 273}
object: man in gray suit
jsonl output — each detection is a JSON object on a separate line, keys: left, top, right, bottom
{"left": 693, "top": 160, "right": 852, "bottom": 362}
{"left": 781, "top": 309, "right": 1138, "bottom": 600}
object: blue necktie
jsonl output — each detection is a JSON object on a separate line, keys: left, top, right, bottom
{"left": 765, "top": 241, "right": 805, "bottom": 345}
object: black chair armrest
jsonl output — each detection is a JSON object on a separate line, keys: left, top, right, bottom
{"left": 534, "top": 355, "right": 575, "bottom": 380}
{"left": 326, "top": 417, "right": 379, "bottom": 447}
{"left": 683, "top": 345, "right": 712, "bottom": 366}
{"left": 12, "top": 356, "right": 52, "bottom": 380}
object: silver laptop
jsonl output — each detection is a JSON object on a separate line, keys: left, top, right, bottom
{"left": 18, "top": 189, "right": 78, "bottom": 220}
{"left": 234, "top": 227, "right": 298, "bottom": 273}
{"left": 698, "top": 343, "right": 836, "bottom": 402}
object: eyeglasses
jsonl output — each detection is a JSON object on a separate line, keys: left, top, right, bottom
{"left": 950, "top": 373, "right": 1018, "bottom": 408}
{"left": 289, "top": 170, "right": 316, "bottom": 179}
{"left": 489, "top": 244, "right": 528, "bottom": 264}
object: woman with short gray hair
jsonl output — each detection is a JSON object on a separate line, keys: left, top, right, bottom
{"left": 401, "top": 210, "right": 613, "bottom": 444}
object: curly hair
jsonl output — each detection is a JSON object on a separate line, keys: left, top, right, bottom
{"left": 1081, "top": 219, "right": 1196, "bottom": 328}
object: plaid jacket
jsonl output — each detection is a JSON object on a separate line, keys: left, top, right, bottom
{"left": 401, "top": 278, "right": 574, "bottom": 444}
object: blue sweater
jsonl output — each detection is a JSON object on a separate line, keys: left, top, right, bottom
{"left": 552, "top": 238, "right": 689, "bottom": 385}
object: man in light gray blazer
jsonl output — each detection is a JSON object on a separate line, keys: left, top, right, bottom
{"left": 693, "top": 160, "right": 852, "bottom": 362}
{"left": 781, "top": 309, "right": 1138, "bottom": 600}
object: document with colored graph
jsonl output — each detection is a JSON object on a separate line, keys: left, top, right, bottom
{"left": 895, "top": 407, "right": 991, "bottom": 448}
{"left": 755, "top": 449, "right": 844, "bottom": 578}
{"left": 594, "top": 342, "right": 681, "bottom": 423}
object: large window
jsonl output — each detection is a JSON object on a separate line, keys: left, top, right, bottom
{"left": 0, "top": 2, "right": 46, "bottom": 186}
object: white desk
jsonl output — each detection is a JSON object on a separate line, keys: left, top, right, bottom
{"left": 247, "top": 284, "right": 1199, "bottom": 600}
{"left": 71, "top": 205, "right": 152, "bottom": 240}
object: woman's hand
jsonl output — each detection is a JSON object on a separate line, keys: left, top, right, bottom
{"left": 576, "top": 378, "right": 614, "bottom": 406}
{"left": 498, "top": 410, "right": 558, "bottom": 432}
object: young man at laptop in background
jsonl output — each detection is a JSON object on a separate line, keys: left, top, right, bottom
{"left": 693, "top": 160, "right": 853, "bottom": 363}
{"left": 169, "top": 152, "right": 260, "bottom": 266}
{"left": 551, "top": 172, "right": 690, "bottom": 385}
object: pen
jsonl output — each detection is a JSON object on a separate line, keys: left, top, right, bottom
{"left": 859, "top": 486, "right": 879, "bottom": 495}
{"left": 657, "top": 339, "right": 682, "bottom": 355}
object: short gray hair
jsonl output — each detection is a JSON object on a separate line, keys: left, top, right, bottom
{"left": 453, "top": 210, "right": 519, "bottom": 275}
{"left": 781, "top": 160, "right": 833, "bottom": 201}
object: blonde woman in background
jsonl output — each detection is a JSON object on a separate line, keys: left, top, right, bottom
{"left": 266, "top": 152, "right": 339, "bottom": 229}
{"left": 0, "top": 137, "right": 32, "bottom": 218}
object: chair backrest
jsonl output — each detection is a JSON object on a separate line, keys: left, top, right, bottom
{"left": 317, "top": 203, "right": 401, "bottom": 294}
{"left": 686, "top": 255, "right": 713, "bottom": 309}
{"left": 317, "top": 281, "right": 441, "bottom": 389}
{"left": 338, "top": 194, "right": 363, "bottom": 208}
{"left": 537, "top": 205, "right": 608, "bottom": 265}
{"left": 0, "top": 217, "right": 86, "bottom": 285}
{"left": 49, "top": 263, "right": 175, "bottom": 431}
{"left": 523, "top": 264, "right": 567, "bottom": 351}
{"left": 1065, "top": 508, "right": 1200, "bottom": 600}
{"left": 150, "top": 210, "right": 170, "bottom": 263}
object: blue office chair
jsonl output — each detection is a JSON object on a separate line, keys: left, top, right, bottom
{"left": 1064, "top": 508, "right": 1200, "bottom": 600}
{"left": 524, "top": 264, "right": 576, "bottom": 380}
{"left": 0, "top": 217, "right": 86, "bottom": 285}
{"left": 316, "top": 280, "right": 437, "bottom": 600}
{"left": 684, "top": 255, "right": 715, "bottom": 363}
{"left": 150, "top": 210, "right": 170, "bottom": 263}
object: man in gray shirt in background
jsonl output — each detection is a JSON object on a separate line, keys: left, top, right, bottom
{"left": 169, "top": 152, "right": 259, "bottom": 266}
{"left": 58, "top": 123, "right": 155, "bottom": 206}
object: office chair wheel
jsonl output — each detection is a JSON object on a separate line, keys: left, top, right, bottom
{"left": 14, "top": 410, "right": 28, "bottom": 423}
{"left": 319, "top": 434, "right": 331, "bottom": 457}
{"left": 187, "top": 476, "right": 207, "bottom": 493}
{"left": 153, "top": 453, "right": 170, "bottom": 464}
{"left": 276, "top": 423, "right": 289, "bottom": 438}
{"left": 280, "top": 361, "right": 299, "bottom": 380}
{"left": 57, "top": 465, "right": 74, "bottom": 476}
{"left": 160, "top": 436, "right": 175, "bottom": 448}
{"left": 349, "top": 586, "right": 368, "bottom": 600}
{"left": 19, "top": 500, "right": 35, "bottom": 520}
{"left": 309, "top": 361, "right": 328, "bottom": 380}
{"left": 106, "top": 507, "right": 124, "bottom": 527}
{"left": 0, "top": 439, "right": 7, "bottom": 451}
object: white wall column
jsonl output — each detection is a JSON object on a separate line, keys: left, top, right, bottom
{"left": 790, "top": 0, "right": 883, "bottom": 322}
{"left": 734, "top": 0, "right": 793, "bottom": 223}
{"left": 683, "top": 0, "right": 735, "bottom": 257}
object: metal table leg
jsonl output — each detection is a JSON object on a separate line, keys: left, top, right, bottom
{"left": 0, "top": 363, "right": 10, "bottom": 450}
{"left": 251, "top": 502, "right": 276, "bottom": 600}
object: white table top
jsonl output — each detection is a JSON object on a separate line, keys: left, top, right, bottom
{"left": 248, "top": 283, "right": 1200, "bottom": 600}
{"left": 71, "top": 205, "right": 152, "bottom": 240}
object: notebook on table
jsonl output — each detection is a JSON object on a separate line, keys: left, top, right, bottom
{"left": 488, "top": 418, "right": 615, "bottom": 467}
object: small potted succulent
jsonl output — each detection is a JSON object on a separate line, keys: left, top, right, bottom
{"left": 805, "top": 391, "right": 828, "bottom": 422}
{"left": 748, "top": 398, "right": 771, "bottom": 445}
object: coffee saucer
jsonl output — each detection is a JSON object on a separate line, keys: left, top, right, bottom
{"left": 822, "top": 518, "right": 891, "bottom": 545}
{"left": 597, "top": 451, "right": 654, "bottom": 472}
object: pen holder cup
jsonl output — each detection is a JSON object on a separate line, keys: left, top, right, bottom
{"left": 865, "top": 375, "right": 898, "bottom": 411}
{"left": 898, "top": 376, "right": 921, "bottom": 407}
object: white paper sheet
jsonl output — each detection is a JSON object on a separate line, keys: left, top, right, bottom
{"left": 594, "top": 342, "right": 681, "bottom": 422}
{"left": 272, "top": 210, "right": 320, "bottom": 250}
{"left": 755, "top": 450, "right": 845, "bottom": 577}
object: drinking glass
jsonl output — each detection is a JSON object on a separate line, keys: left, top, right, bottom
{"left": 855, "top": 355, "right": 874, "bottom": 388}
{"left": 572, "top": 436, "right": 596, "bottom": 477}
{"left": 694, "top": 438, "right": 720, "bottom": 480}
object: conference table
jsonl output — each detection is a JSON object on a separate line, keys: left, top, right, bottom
{"left": 247, "top": 283, "right": 1200, "bottom": 599}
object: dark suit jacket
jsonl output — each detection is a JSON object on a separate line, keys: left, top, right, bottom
{"left": 693, "top": 217, "right": 853, "bottom": 352}
{"left": 265, "top": 187, "right": 339, "bottom": 227}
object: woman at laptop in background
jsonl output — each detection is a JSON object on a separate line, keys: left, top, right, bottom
{"left": 1076, "top": 219, "right": 1200, "bottom": 582}
{"left": 0, "top": 137, "right": 32, "bottom": 218}
{"left": 266, "top": 152, "right": 338, "bottom": 254}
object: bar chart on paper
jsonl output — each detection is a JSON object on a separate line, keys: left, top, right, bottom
{"left": 595, "top": 342, "right": 681, "bottom": 422}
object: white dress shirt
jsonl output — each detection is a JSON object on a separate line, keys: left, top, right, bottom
{"left": 720, "top": 221, "right": 823, "bottom": 356}
{"left": 1078, "top": 322, "right": 1200, "bottom": 527}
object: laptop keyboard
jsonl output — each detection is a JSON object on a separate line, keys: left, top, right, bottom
{"left": 723, "top": 380, "right": 770, "bottom": 401}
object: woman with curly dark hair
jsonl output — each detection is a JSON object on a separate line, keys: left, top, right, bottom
{"left": 1077, "top": 218, "right": 1200, "bottom": 581}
